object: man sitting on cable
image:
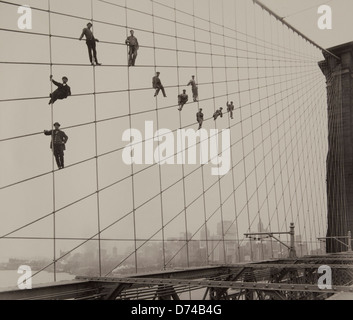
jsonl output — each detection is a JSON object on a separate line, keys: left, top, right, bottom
{"left": 213, "top": 107, "right": 223, "bottom": 121}
{"left": 178, "top": 90, "right": 188, "bottom": 111}
{"left": 48, "top": 75, "right": 71, "bottom": 105}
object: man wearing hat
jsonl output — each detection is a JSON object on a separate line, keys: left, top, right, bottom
{"left": 79, "top": 22, "right": 101, "bottom": 66}
{"left": 213, "top": 107, "right": 223, "bottom": 121}
{"left": 49, "top": 75, "right": 71, "bottom": 105}
{"left": 187, "top": 75, "right": 198, "bottom": 102}
{"left": 44, "top": 122, "right": 69, "bottom": 170}
{"left": 152, "top": 72, "right": 167, "bottom": 97}
{"left": 125, "top": 30, "right": 139, "bottom": 67}
{"left": 178, "top": 89, "right": 188, "bottom": 111}
{"left": 196, "top": 108, "right": 204, "bottom": 130}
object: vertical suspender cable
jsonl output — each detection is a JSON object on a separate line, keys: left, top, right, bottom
{"left": 90, "top": 0, "right": 102, "bottom": 276}
{"left": 191, "top": 0, "right": 211, "bottom": 265}
{"left": 173, "top": 0, "right": 190, "bottom": 270}
{"left": 48, "top": 0, "right": 56, "bottom": 282}
{"left": 207, "top": 0, "right": 227, "bottom": 264}
{"left": 124, "top": 0, "right": 138, "bottom": 274}
{"left": 220, "top": 0, "right": 241, "bottom": 263}
{"left": 151, "top": 0, "right": 167, "bottom": 270}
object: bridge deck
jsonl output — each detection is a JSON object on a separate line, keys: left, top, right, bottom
{"left": 1, "top": 252, "right": 352, "bottom": 300}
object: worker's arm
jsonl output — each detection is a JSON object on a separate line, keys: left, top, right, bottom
{"left": 79, "top": 28, "right": 86, "bottom": 40}
{"left": 62, "top": 132, "right": 69, "bottom": 144}
{"left": 44, "top": 130, "right": 52, "bottom": 136}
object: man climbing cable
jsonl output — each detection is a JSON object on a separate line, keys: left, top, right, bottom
{"left": 187, "top": 75, "right": 199, "bottom": 102}
{"left": 196, "top": 108, "right": 204, "bottom": 130}
{"left": 79, "top": 22, "right": 102, "bottom": 66}
{"left": 213, "top": 107, "right": 223, "bottom": 121}
{"left": 152, "top": 72, "right": 167, "bottom": 97}
{"left": 125, "top": 30, "right": 139, "bottom": 67}
{"left": 44, "top": 122, "right": 69, "bottom": 170}
{"left": 178, "top": 89, "right": 188, "bottom": 111}
{"left": 48, "top": 75, "right": 71, "bottom": 105}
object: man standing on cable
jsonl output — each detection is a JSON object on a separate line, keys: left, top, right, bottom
{"left": 196, "top": 108, "right": 204, "bottom": 130}
{"left": 178, "top": 89, "right": 188, "bottom": 111}
{"left": 226, "top": 101, "right": 234, "bottom": 119}
{"left": 187, "top": 75, "right": 199, "bottom": 102}
{"left": 152, "top": 72, "right": 167, "bottom": 97}
{"left": 48, "top": 75, "right": 71, "bottom": 105}
{"left": 44, "top": 122, "right": 69, "bottom": 170}
{"left": 79, "top": 22, "right": 101, "bottom": 66}
{"left": 125, "top": 30, "right": 139, "bottom": 67}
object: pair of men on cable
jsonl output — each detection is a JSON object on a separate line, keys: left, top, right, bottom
{"left": 79, "top": 22, "right": 138, "bottom": 67}
{"left": 213, "top": 101, "right": 234, "bottom": 120}
{"left": 178, "top": 76, "right": 198, "bottom": 110}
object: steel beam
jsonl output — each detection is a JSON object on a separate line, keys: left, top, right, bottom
{"left": 97, "top": 277, "right": 353, "bottom": 294}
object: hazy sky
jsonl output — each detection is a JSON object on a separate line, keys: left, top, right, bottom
{"left": 263, "top": 0, "right": 352, "bottom": 48}
{"left": 0, "top": 0, "right": 338, "bottom": 278}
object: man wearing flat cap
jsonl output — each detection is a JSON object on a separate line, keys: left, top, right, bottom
{"left": 213, "top": 107, "right": 223, "bottom": 121}
{"left": 125, "top": 30, "right": 139, "bottom": 67}
{"left": 196, "top": 108, "right": 204, "bottom": 130}
{"left": 44, "top": 122, "right": 69, "bottom": 170}
{"left": 79, "top": 22, "right": 102, "bottom": 66}
{"left": 178, "top": 89, "right": 188, "bottom": 111}
{"left": 152, "top": 72, "right": 167, "bottom": 97}
{"left": 49, "top": 75, "right": 71, "bottom": 105}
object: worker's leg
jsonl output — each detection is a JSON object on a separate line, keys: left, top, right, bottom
{"left": 49, "top": 91, "right": 58, "bottom": 105}
{"left": 132, "top": 46, "right": 138, "bottom": 66}
{"left": 53, "top": 146, "right": 62, "bottom": 169}
{"left": 193, "top": 88, "right": 198, "bottom": 102}
{"left": 86, "top": 41, "right": 93, "bottom": 64}
{"left": 160, "top": 85, "right": 167, "bottom": 97}
{"left": 92, "top": 41, "right": 100, "bottom": 64}
{"left": 154, "top": 87, "right": 160, "bottom": 97}
{"left": 128, "top": 47, "right": 133, "bottom": 66}
{"left": 60, "top": 151, "right": 64, "bottom": 168}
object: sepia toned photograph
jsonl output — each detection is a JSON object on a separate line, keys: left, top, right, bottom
{"left": 0, "top": 0, "right": 352, "bottom": 307}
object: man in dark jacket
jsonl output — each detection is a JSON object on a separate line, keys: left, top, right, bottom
{"left": 152, "top": 72, "right": 167, "bottom": 97}
{"left": 49, "top": 75, "right": 71, "bottom": 105}
{"left": 79, "top": 22, "right": 101, "bottom": 65}
{"left": 213, "top": 107, "right": 223, "bottom": 121}
{"left": 178, "top": 90, "right": 188, "bottom": 111}
{"left": 44, "top": 122, "right": 69, "bottom": 169}
{"left": 125, "top": 30, "right": 139, "bottom": 66}
{"left": 196, "top": 108, "right": 204, "bottom": 130}
{"left": 187, "top": 75, "right": 198, "bottom": 102}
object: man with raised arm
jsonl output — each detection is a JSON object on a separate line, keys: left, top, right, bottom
{"left": 226, "top": 101, "right": 235, "bottom": 119}
{"left": 48, "top": 75, "right": 71, "bottom": 105}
